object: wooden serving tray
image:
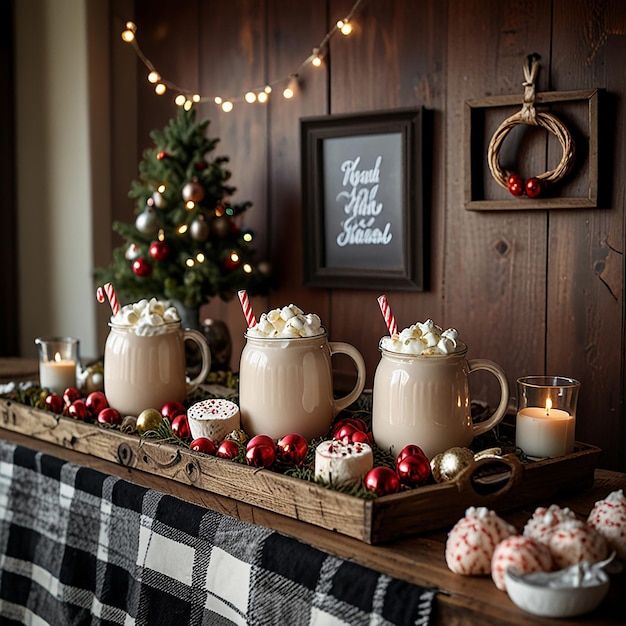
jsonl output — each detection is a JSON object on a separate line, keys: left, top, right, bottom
{"left": 0, "top": 398, "right": 600, "bottom": 544}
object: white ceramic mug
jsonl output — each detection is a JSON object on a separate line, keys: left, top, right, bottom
{"left": 104, "top": 321, "right": 211, "bottom": 416}
{"left": 372, "top": 340, "right": 509, "bottom": 459}
{"left": 239, "top": 331, "right": 366, "bottom": 441}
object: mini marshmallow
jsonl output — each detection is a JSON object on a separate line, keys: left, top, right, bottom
{"left": 382, "top": 319, "right": 464, "bottom": 355}
{"left": 246, "top": 305, "right": 324, "bottom": 338}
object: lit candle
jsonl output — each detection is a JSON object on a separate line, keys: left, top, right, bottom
{"left": 516, "top": 398, "right": 575, "bottom": 458}
{"left": 39, "top": 351, "right": 77, "bottom": 395}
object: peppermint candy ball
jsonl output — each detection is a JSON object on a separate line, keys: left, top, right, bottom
{"left": 587, "top": 489, "right": 626, "bottom": 559}
{"left": 491, "top": 535, "right": 554, "bottom": 591}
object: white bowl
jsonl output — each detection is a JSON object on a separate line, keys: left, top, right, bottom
{"left": 505, "top": 568, "right": 610, "bottom": 618}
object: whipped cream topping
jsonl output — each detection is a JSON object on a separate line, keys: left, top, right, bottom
{"left": 381, "top": 319, "right": 463, "bottom": 355}
{"left": 111, "top": 298, "right": 180, "bottom": 336}
{"left": 246, "top": 304, "right": 323, "bottom": 338}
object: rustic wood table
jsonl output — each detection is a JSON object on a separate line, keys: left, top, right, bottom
{"left": 1, "top": 358, "right": 624, "bottom": 625}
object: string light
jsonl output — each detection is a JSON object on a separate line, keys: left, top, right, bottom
{"left": 120, "top": 0, "right": 366, "bottom": 111}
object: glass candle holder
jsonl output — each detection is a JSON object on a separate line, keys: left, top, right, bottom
{"left": 35, "top": 337, "right": 80, "bottom": 395}
{"left": 516, "top": 375, "right": 580, "bottom": 458}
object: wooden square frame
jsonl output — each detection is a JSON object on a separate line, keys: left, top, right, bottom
{"left": 464, "top": 89, "right": 599, "bottom": 210}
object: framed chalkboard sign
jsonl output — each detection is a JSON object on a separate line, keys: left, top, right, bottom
{"left": 301, "top": 108, "right": 425, "bottom": 290}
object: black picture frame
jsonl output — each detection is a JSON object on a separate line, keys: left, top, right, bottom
{"left": 301, "top": 108, "right": 425, "bottom": 291}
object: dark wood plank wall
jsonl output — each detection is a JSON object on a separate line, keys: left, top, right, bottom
{"left": 115, "top": 0, "right": 625, "bottom": 470}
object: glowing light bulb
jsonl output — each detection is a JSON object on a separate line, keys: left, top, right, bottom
{"left": 221, "top": 101, "right": 234, "bottom": 112}
{"left": 214, "top": 96, "right": 223, "bottom": 105}
{"left": 337, "top": 19, "right": 352, "bottom": 35}
{"left": 245, "top": 91, "right": 257, "bottom": 103}
{"left": 178, "top": 224, "right": 188, "bottom": 235}
{"left": 243, "top": 263, "right": 252, "bottom": 274}
{"left": 185, "top": 258, "right": 195, "bottom": 267}
{"left": 312, "top": 55, "right": 322, "bottom": 67}
{"left": 148, "top": 71, "right": 160, "bottom": 83}
{"left": 230, "top": 251, "right": 240, "bottom": 263}
{"left": 242, "top": 231, "right": 253, "bottom": 243}
{"left": 175, "top": 94, "right": 186, "bottom": 106}
{"left": 184, "top": 100, "right": 192, "bottom": 111}
{"left": 196, "top": 253, "right": 205, "bottom": 263}
{"left": 283, "top": 76, "right": 298, "bottom": 99}
{"left": 155, "top": 83, "right": 166, "bottom": 95}
{"left": 192, "top": 94, "right": 200, "bottom": 103}
{"left": 186, "top": 201, "right": 195, "bottom": 210}
{"left": 158, "top": 229, "right": 165, "bottom": 241}
{"left": 157, "top": 184, "right": 166, "bottom": 193}
{"left": 264, "top": 85, "right": 272, "bottom": 94}
{"left": 257, "top": 91, "right": 268, "bottom": 103}
{"left": 121, "top": 22, "right": 136, "bottom": 42}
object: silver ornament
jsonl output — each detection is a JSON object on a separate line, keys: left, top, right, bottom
{"left": 182, "top": 180, "right": 205, "bottom": 203}
{"left": 190, "top": 214, "right": 210, "bottom": 241}
{"left": 152, "top": 191, "right": 167, "bottom": 209}
{"left": 135, "top": 207, "right": 158, "bottom": 235}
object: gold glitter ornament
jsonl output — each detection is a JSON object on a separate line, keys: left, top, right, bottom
{"left": 225, "top": 428, "right": 248, "bottom": 444}
{"left": 430, "top": 446, "right": 475, "bottom": 483}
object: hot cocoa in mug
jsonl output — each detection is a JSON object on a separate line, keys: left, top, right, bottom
{"left": 103, "top": 299, "right": 211, "bottom": 416}
{"left": 238, "top": 304, "right": 366, "bottom": 441}
{"left": 372, "top": 320, "right": 509, "bottom": 460}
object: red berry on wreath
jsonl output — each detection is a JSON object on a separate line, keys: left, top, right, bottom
{"left": 132, "top": 257, "right": 152, "bottom": 277}
{"left": 507, "top": 174, "right": 525, "bottom": 197}
{"left": 157, "top": 150, "right": 168, "bottom": 160}
{"left": 149, "top": 240, "right": 170, "bottom": 262}
{"left": 525, "top": 177, "right": 542, "bottom": 198}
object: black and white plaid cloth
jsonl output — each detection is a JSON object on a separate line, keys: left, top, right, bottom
{"left": 0, "top": 441, "right": 434, "bottom": 625}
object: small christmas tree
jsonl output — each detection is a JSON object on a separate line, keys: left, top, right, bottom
{"left": 96, "top": 109, "right": 270, "bottom": 310}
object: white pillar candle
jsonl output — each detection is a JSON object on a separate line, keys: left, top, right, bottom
{"left": 39, "top": 353, "right": 77, "bottom": 395}
{"left": 516, "top": 403, "right": 575, "bottom": 458}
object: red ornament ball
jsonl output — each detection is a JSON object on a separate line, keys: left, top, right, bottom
{"left": 525, "top": 177, "right": 542, "bottom": 198}
{"left": 246, "top": 442, "right": 276, "bottom": 468}
{"left": 160, "top": 401, "right": 186, "bottom": 422}
{"left": 507, "top": 174, "right": 525, "bottom": 197}
{"left": 45, "top": 394, "right": 64, "bottom": 415}
{"left": 63, "top": 387, "right": 82, "bottom": 406}
{"left": 397, "top": 454, "right": 431, "bottom": 487}
{"left": 132, "top": 257, "right": 153, "bottom": 277}
{"left": 396, "top": 444, "right": 427, "bottom": 467}
{"left": 216, "top": 439, "right": 240, "bottom": 459}
{"left": 85, "top": 391, "right": 108, "bottom": 417}
{"left": 190, "top": 437, "right": 216, "bottom": 455}
{"left": 157, "top": 150, "right": 168, "bottom": 160}
{"left": 97, "top": 407, "right": 122, "bottom": 426}
{"left": 67, "top": 399, "right": 89, "bottom": 421}
{"left": 171, "top": 414, "right": 191, "bottom": 440}
{"left": 276, "top": 433, "right": 308, "bottom": 465}
{"left": 247, "top": 434, "right": 275, "bottom": 450}
{"left": 364, "top": 467, "right": 401, "bottom": 497}
{"left": 149, "top": 240, "right": 170, "bottom": 262}
{"left": 182, "top": 180, "right": 205, "bottom": 203}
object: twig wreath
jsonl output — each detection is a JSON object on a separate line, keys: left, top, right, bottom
{"left": 487, "top": 54, "right": 576, "bottom": 198}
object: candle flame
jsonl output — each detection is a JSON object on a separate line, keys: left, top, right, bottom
{"left": 54, "top": 352, "right": 62, "bottom": 363}
{"left": 545, "top": 397, "right": 553, "bottom": 415}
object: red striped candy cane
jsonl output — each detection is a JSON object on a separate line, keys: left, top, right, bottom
{"left": 377, "top": 294, "right": 398, "bottom": 337}
{"left": 238, "top": 290, "right": 257, "bottom": 328}
{"left": 96, "top": 282, "right": 120, "bottom": 317}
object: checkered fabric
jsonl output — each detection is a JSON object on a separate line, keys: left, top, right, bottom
{"left": 0, "top": 442, "right": 434, "bottom": 625}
